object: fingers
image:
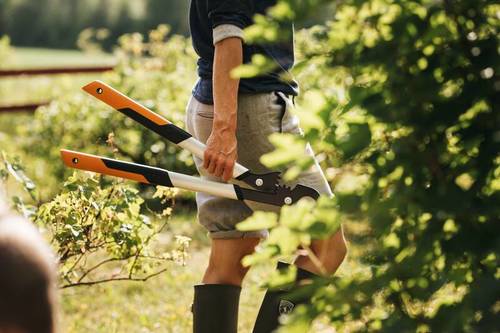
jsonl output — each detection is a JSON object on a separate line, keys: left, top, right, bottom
{"left": 203, "top": 150, "right": 210, "bottom": 170}
{"left": 203, "top": 150, "right": 235, "bottom": 181}
{"left": 205, "top": 150, "right": 218, "bottom": 174}
{"left": 213, "top": 155, "right": 225, "bottom": 178}
{"left": 222, "top": 159, "right": 235, "bottom": 182}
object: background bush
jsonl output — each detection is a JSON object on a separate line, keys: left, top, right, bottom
{"left": 1, "top": 25, "right": 197, "bottom": 200}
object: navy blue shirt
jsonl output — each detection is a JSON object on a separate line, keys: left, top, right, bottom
{"left": 189, "top": 0, "right": 298, "bottom": 104}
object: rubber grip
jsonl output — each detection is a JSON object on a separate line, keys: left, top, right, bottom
{"left": 118, "top": 107, "right": 192, "bottom": 144}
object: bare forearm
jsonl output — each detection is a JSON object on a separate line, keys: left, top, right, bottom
{"left": 203, "top": 37, "right": 242, "bottom": 181}
{"left": 213, "top": 37, "right": 242, "bottom": 132}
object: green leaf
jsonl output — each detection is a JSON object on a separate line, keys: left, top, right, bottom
{"left": 336, "top": 122, "right": 372, "bottom": 159}
{"left": 268, "top": 226, "right": 301, "bottom": 255}
{"left": 279, "top": 199, "right": 316, "bottom": 230}
{"left": 241, "top": 245, "right": 279, "bottom": 267}
{"left": 237, "top": 211, "right": 278, "bottom": 231}
{"left": 261, "top": 134, "right": 307, "bottom": 169}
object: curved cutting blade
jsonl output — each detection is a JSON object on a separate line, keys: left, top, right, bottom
{"left": 235, "top": 184, "right": 320, "bottom": 206}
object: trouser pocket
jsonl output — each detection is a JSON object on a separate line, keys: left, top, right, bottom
{"left": 274, "top": 91, "right": 302, "bottom": 136}
{"left": 274, "top": 92, "right": 287, "bottom": 133}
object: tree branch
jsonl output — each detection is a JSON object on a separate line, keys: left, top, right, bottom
{"left": 61, "top": 268, "right": 168, "bottom": 289}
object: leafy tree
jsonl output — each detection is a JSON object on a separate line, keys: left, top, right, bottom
{"left": 0, "top": 0, "right": 7, "bottom": 33}
{"left": 110, "top": 3, "right": 138, "bottom": 45}
{"left": 238, "top": 0, "right": 499, "bottom": 332}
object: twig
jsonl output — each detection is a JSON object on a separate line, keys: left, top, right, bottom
{"left": 75, "top": 253, "right": 174, "bottom": 284}
{"left": 61, "top": 268, "right": 168, "bottom": 289}
{"left": 63, "top": 253, "right": 86, "bottom": 279}
{"left": 77, "top": 256, "right": 134, "bottom": 283}
{"left": 129, "top": 248, "right": 143, "bottom": 279}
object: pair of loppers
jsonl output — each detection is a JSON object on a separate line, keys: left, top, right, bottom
{"left": 60, "top": 81, "right": 320, "bottom": 207}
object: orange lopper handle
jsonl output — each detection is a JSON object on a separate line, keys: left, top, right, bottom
{"left": 82, "top": 80, "right": 169, "bottom": 126}
{"left": 61, "top": 149, "right": 150, "bottom": 184}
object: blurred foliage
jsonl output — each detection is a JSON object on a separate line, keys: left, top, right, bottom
{"left": 238, "top": 0, "right": 499, "bottom": 332}
{"left": 0, "top": 0, "right": 189, "bottom": 50}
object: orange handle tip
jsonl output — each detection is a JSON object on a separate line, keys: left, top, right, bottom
{"left": 82, "top": 81, "right": 169, "bottom": 126}
{"left": 60, "top": 149, "right": 149, "bottom": 184}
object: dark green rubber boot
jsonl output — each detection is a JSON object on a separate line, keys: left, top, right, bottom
{"left": 252, "top": 262, "right": 317, "bottom": 333}
{"left": 192, "top": 284, "right": 241, "bottom": 333}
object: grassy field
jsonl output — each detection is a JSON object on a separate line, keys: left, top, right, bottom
{"left": 7, "top": 47, "right": 116, "bottom": 69}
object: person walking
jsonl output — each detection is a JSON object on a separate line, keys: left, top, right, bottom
{"left": 187, "top": 1, "right": 348, "bottom": 332}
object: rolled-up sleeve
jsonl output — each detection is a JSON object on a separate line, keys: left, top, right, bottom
{"left": 207, "top": 0, "right": 251, "bottom": 45}
{"left": 213, "top": 24, "right": 245, "bottom": 45}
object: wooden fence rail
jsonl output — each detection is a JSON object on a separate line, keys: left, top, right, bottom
{"left": 0, "top": 102, "right": 50, "bottom": 113}
{"left": 0, "top": 65, "right": 115, "bottom": 113}
{"left": 0, "top": 65, "right": 115, "bottom": 77}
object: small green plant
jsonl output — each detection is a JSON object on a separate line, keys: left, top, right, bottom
{"left": 1, "top": 153, "right": 188, "bottom": 288}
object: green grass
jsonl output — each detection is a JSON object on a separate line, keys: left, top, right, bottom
{"left": 60, "top": 249, "right": 268, "bottom": 333}
{"left": 8, "top": 47, "right": 116, "bottom": 68}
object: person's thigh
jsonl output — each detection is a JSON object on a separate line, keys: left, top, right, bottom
{"left": 203, "top": 238, "right": 260, "bottom": 286}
